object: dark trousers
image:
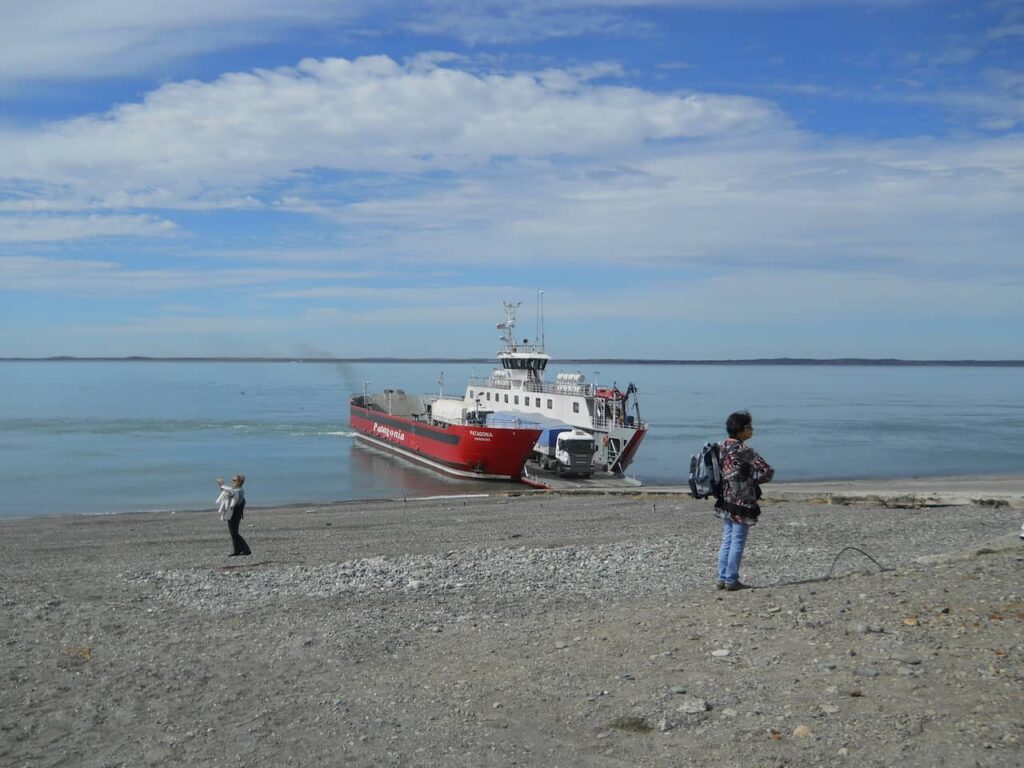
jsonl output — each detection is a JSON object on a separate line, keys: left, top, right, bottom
{"left": 227, "top": 505, "right": 251, "bottom": 555}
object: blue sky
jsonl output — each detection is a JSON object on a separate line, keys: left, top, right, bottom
{"left": 1, "top": 0, "right": 1022, "bottom": 359}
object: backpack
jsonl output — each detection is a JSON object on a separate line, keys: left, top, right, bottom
{"left": 688, "top": 442, "right": 722, "bottom": 500}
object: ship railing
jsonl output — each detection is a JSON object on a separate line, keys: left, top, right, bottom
{"left": 498, "top": 341, "right": 546, "bottom": 355}
{"left": 487, "top": 415, "right": 544, "bottom": 430}
{"left": 591, "top": 409, "right": 647, "bottom": 432}
{"left": 469, "top": 376, "right": 547, "bottom": 392}
{"left": 468, "top": 376, "right": 602, "bottom": 397}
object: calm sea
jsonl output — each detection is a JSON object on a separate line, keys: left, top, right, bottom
{"left": 1, "top": 361, "right": 1022, "bottom": 519}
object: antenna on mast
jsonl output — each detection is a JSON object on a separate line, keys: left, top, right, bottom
{"left": 498, "top": 301, "right": 521, "bottom": 351}
{"left": 538, "top": 290, "right": 545, "bottom": 351}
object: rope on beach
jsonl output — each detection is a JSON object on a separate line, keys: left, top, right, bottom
{"left": 827, "top": 545, "right": 891, "bottom": 578}
{"left": 765, "top": 545, "right": 892, "bottom": 588}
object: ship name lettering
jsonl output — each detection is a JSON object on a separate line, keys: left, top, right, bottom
{"left": 469, "top": 430, "right": 493, "bottom": 439}
{"left": 373, "top": 423, "right": 406, "bottom": 442}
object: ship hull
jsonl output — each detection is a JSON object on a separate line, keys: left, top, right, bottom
{"left": 350, "top": 403, "right": 541, "bottom": 481}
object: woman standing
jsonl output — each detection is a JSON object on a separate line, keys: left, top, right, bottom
{"left": 715, "top": 411, "right": 773, "bottom": 591}
{"left": 217, "top": 474, "right": 251, "bottom": 557}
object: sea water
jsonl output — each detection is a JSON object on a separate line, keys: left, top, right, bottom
{"left": 1, "top": 361, "right": 1021, "bottom": 518}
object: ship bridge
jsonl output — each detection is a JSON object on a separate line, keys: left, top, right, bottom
{"left": 498, "top": 352, "right": 549, "bottom": 371}
{"left": 495, "top": 301, "right": 549, "bottom": 385}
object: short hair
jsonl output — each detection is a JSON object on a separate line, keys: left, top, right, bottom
{"left": 725, "top": 410, "right": 752, "bottom": 438}
{"left": 232, "top": 474, "right": 246, "bottom": 486}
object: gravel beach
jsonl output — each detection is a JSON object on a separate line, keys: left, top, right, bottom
{"left": 2, "top": 480, "right": 1022, "bottom": 767}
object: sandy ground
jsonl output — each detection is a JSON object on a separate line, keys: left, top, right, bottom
{"left": 1, "top": 477, "right": 1022, "bottom": 767}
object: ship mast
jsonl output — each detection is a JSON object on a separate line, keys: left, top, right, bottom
{"left": 538, "top": 289, "right": 545, "bottom": 352}
{"left": 499, "top": 301, "right": 521, "bottom": 352}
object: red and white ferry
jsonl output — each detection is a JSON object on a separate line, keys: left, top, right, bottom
{"left": 349, "top": 388, "right": 542, "bottom": 481}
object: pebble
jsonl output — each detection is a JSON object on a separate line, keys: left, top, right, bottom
{"left": 678, "top": 698, "right": 708, "bottom": 714}
{"left": 711, "top": 649, "right": 730, "bottom": 657}
{"left": 892, "top": 655, "right": 923, "bottom": 665}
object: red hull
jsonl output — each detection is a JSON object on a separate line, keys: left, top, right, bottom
{"left": 350, "top": 402, "right": 542, "bottom": 481}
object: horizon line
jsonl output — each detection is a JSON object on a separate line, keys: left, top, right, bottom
{"left": 2, "top": 356, "right": 1022, "bottom": 367}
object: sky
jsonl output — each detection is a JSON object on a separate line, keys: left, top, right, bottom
{"left": 1, "top": 0, "right": 1022, "bottom": 360}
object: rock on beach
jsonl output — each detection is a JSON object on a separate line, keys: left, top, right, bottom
{"left": 1, "top": 483, "right": 1022, "bottom": 767}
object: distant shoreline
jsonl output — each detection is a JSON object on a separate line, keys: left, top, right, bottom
{"left": 1, "top": 356, "right": 1022, "bottom": 367}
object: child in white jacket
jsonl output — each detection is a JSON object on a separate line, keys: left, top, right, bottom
{"left": 216, "top": 475, "right": 251, "bottom": 556}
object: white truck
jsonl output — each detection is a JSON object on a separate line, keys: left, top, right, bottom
{"left": 533, "top": 427, "right": 596, "bottom": 477}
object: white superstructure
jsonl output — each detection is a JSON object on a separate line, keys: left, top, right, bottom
{"left": 463, "top": 301, "right": 647, "bottom": 475}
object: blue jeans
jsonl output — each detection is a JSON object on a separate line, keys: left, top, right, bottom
{"left": 717, "top": 518, "right": 750, "bottom": 585}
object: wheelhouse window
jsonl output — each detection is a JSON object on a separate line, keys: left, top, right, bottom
{"left": 546, "top": 399, "right": 553, "bottom": 409}
{"left": 504, "top": 394, "right": 509, "bottom": 403}
{"left": 573, "top": 402, "right": 580, "bottom": 413}
{"left": 514, "top": 396, "right": 519, "bottom": 404}
{"left": 501, "top": 358, "right": 549, "bottom": 371}
{"left": 535, "top": 397, "right": 541, "bottom": 407}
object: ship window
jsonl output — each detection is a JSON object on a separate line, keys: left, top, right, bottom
{"left": 504, "top": 394, "right": 509, "bottom": 403}
{"left": 535, "top": 397, "right": 541, "bottom": 407}
{"left": 486, "top": 392, "right": 491, "bottom": 400}
{"left": 503, "top": 357, "right": 549, "bottom": 370}
{"left": 469, "top": 390, "right": 474, "bottom": 399}
{"left": 546, "top": 399, "right": 553, "bottom": 409}
{"left": 514, "top": 395, "right": 519, "bottom": 404}
{"left": 573, "top": 402, "right": 580, "bottom": 413}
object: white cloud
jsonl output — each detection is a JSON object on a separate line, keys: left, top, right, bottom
{"left": 6, "top": 268, "right": 1014, "bottom": 359}
{"left": 0, "top": 55, "right": 780, "bottom": 206}
{"left": 898, "top": 68, "right": 1024, "bottom": 131}
{"left": 390, "top": 1, "right": 914, "bottom": 46}
{"left": 1, "top": 51, "right": 1020, "bottom": 291}
{"left": 313, "top": 133, "right": 1024, "bottom": 276}
{"left": 0, "top": 1, "right": 913, "bottom": 84}
{"left": 0, "top": 255, "right": 380, "bottom": 295}
{"left": 988, "top": 23, "right": 1024, "bottom": 41}
{"left": 0, "top": 0, "right": 359, "bottom": 82}
{"left": 0, "top": 214, "right": 178, "bottom": 242}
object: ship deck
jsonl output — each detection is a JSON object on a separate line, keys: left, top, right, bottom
{"left": 520, "top": 460, "right": 643, "bottom": 491}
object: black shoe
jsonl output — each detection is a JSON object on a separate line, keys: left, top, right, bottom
{"left": 724, "top": 581, "right": 750, "bottom": 591}
{"left": 228, "top": 553, "right": 241, "bottom": 557}
{"left": 716, "top": 581, "right": 726, "bottom": 590}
